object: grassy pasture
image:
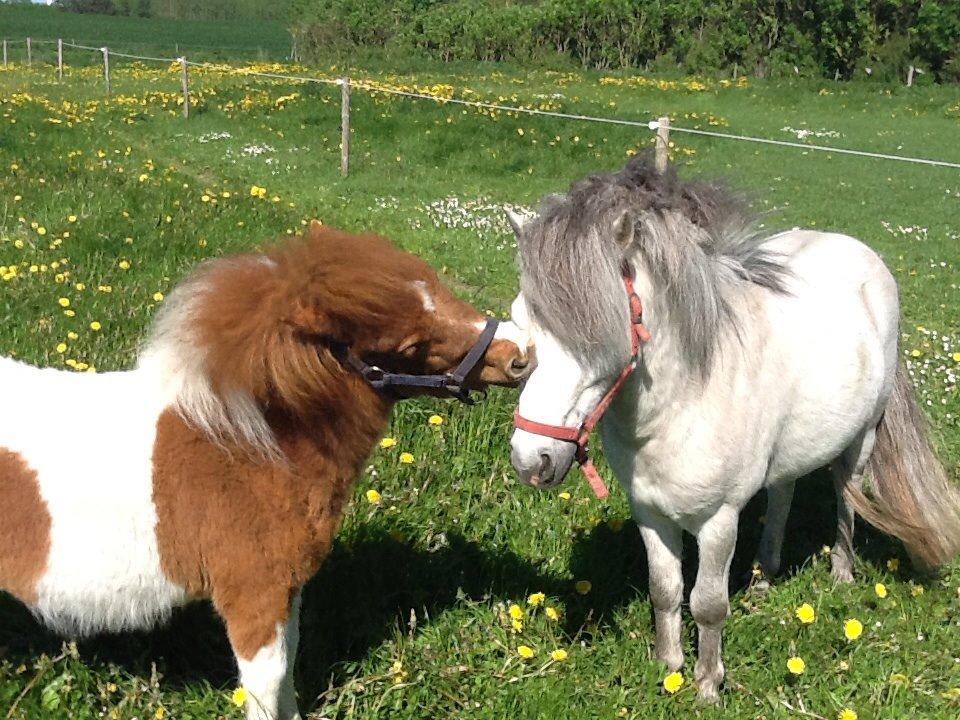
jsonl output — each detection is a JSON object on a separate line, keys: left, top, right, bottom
{"left": 1, "top": 18, "right": 960, "bottom": 720}
{"left": 0, "top": 4, "right": 291, "bottom": 62}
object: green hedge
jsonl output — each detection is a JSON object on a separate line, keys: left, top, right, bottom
{"left": 290, "top": 0, "right": 960, "bottom": 82}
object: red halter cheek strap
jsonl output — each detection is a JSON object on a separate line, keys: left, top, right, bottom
{"left": 513, "top": 263, "right": 651, "bottom": 499}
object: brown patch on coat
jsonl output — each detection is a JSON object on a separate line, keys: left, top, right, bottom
{"left": 0, "top": 449, "right": 51, "bottom": 605}
{"left": 152, "top": 404, "right": 385, "bottom": 659}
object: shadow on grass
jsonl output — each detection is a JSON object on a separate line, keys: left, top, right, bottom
{"left": 0, "top": 529, "right": 565, "bottom": 706}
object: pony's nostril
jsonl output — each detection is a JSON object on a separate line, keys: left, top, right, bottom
{"left": 538, "top": 453, "right": 553, "bottom": 482}
{"left": 507, "top": 355, "right": 530, "bottom": 378}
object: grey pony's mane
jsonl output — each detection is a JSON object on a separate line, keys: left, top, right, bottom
{"left": 517, "top": 153, "right": 789, "bottom": 375}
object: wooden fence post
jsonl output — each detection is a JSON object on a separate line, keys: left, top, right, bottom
{"left": 655, "top": 115, "right": 670, "bottom": 173}
{"left": 26, "top": 37, "right": 31, "bottom": 66}
{"left": 180, "top": 56, "right": 190, "bottom": 119}
{"left": 57, "top": 38, "right": 63, "bottom": 81}
{"left": 340, "top": 76, "right": 350, "bottom": 177}
{"left": 102, "top": 46, "right": 110, "bottom": 97}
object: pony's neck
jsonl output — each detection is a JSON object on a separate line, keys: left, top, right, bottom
{"left": 621, "top": 253, "right": 713, "bottom": 428}
{"left": 272, "top": 389, "right": 393, "bottom": 481}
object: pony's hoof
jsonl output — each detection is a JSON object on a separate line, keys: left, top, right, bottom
{"left": 696, "top": 684, "right": 721, "bottom": 704}
{"left": 831, "top": 561, "right": 854, "bottom": 584}
{"left": 657, "top": 651, "right": 684, "bottom": 673}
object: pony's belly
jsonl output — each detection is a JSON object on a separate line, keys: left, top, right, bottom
{"left": 30, "top": 492, "right": 189, "bottom": 636}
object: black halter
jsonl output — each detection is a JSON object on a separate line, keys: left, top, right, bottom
{"left": 331, "top": 318, "right": 499, "bottom": 404}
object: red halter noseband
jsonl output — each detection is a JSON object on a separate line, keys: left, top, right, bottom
{"left": 513, "top": 263, "right": 651, "bottom": 499}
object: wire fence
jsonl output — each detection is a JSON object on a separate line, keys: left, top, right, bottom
{"left": 3, "top": 35, "right": 960, "bottom": 173}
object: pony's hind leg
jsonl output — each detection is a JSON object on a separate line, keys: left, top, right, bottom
{"left": 757, "top": 479, "right": 796, "bottom": 584}
{"left": 637, "top": 510, "right": 684, "bottom": 671}
{"left": 830, "top": 427, "right": 876, "bottom": 583}
{"left": 691, "top": 504, "right": 739, "bottom": 703}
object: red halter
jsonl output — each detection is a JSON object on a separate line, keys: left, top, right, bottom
{"left": 513, "top": 263, "right": 651, "bottom": 499}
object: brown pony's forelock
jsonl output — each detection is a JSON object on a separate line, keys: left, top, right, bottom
{"left": 140, "top": 226, "right": 425, "bottom": 461}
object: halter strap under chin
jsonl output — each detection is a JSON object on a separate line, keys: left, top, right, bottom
{"left": 513, "top": 262, "right": 650, "bottom": 499}
{"left": 332, "top": 317, "right": 499, "bottom": 404}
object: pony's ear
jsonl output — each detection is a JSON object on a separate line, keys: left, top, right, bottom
{"left": 505, "top": 208, "right": 528, "bottom": 237}
{"left": 288, "top": 298, "right": 340, "bottom": 340}
{"left": 613, "top": 210, "right": 634, "bottom": 248}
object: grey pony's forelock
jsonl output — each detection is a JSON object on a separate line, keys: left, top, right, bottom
{"left": 516, "top": 152, "right": 790, "bottom": 376}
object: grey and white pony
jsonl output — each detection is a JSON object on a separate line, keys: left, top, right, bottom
{"left": 507, "top": 155, "right": 960, "bottom": 701}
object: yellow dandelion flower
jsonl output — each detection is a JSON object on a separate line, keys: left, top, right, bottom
{"left": 910, "top": 349, "right": 922, "bottom": 357}
{"left": 56, "top": 343, "right": 67, "bottom": 354}
{"left": 911, "top": 584, "right": 924, "bottom": 597}
{"left": 875, "top": 583, "right": 888, "bottom": 599}
{"left": 380, "top": 437, "right": 397, "bottom": 449}
{"left": 231, "top": 687, "right": 248, "bottom": 707}
{"left": 68, "top": 215, "right": 77, "bottom": 223}
{"left": 118, "top": 260, "right": 131, "bottom": 270}
{"left": 550, "top": 648, "right": 568, "bottom": 662}
{"left": 574, "top": 580, "right": 592, "bottom": 595}
{"left": 67, "top": 332, "right": 78, "bottom": 341}
{"left": 517, "top": 645, "right": 535, "bottom": 659}
{"left": 545, "top": 607, "right": 560, "bottom": 621}
{"left": 155, "top": 707, "right": 167, "bottom": 720}
{"left": 663, "top": 671, "right": 684, "bottom": 693}
{"left": 508, "top": 603, "right": 524, "bottom": 620}
{"left": 786, "top": 656, "right": 806, "bottom": 675}
{"left": 428, "top": 414, "right": 444, "bottom": 426}
{"left": 37, "top": 227, "right": 46, "bottom": 236}
{"left": 153, "top": 292, "right": 164, "bottom": 302}
{"left": 528, "top": 592, "right": 545, "bottom": 607}
{"left": 399, "top": 452, "right": 414, "bottom": 464}
{"left": 887, "top": 558, "right": 899, "bottom": 572}
{"left": 838, "top": 709, "right": 857, "bottom": 720}
{"left": 795, "top": 603, "right": 816, "bottom": 624}
{"left": 511, "top": 617, "right": 523, "bottom": 633}
{"left": 90, "top": 321, "right": 102, "bottom": 331}
{"left": 64, "top": 310, "right": 75, "bottom": 317}
{"left": 844, "top": 618, "right": 863, "bottom": 641}
{"left": 365, "top": 489, "right": 382, "bottom": 505}
{"left": 58, "top": 297, "right": 70, "bottom": 307}
{"left": 558, "top": 491, "right": 572, "bottom": 501}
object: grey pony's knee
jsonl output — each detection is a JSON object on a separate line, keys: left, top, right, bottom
{"left": 690, "top": 582, "right": 729, "bottom": 627}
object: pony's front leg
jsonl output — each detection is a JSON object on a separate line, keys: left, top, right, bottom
{"left": 222, "top": 590, "right": 303, "bottom": 720}
{"left": 691, "top": 505, "right": 738, "bottom": 702}
{"left": 637, "top": 511, "right": 684, "bottom": 671}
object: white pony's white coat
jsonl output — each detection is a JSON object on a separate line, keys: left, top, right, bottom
{"left": 512, "top": 228, "right": 902, "bottom": 699}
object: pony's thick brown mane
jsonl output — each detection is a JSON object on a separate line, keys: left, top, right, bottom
{"left": 139, "top": 225, "right": 425, "bottom": 459}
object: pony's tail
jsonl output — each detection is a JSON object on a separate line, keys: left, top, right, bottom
{"left": 844, "top": 360, "right": 960, "bottom": 571}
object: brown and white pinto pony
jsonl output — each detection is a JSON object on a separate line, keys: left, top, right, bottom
{"left": 0, "top": 222, "right": 531, "bottom": 720}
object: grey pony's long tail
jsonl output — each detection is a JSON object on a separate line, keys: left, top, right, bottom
{"left": 844, "top": 360, "right": 960, "bottom": 570}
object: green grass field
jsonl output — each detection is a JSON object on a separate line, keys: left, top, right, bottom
{"left": 0, "top": 4, "right": 291, "bottom": 62}
{"left": 1, "top": 10, "right": 960, "bottom": 720}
